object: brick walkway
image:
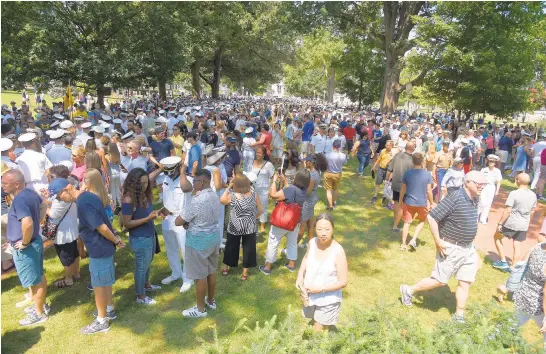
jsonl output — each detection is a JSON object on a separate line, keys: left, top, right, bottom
{"left": 473, "top": 187, "right": 544, "bottom": 262}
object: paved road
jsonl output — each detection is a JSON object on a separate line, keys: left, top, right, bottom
{"left": 473, "top": 188, "right": 544, "bottom": 262}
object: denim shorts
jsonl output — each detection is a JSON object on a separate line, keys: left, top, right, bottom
{"left": 12, "top": 237, "right": 44, "bottom": 288}
{"left": 89, "top": 255, "right": 115, "bottom": 287}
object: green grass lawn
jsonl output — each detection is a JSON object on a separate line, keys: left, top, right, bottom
{"left": 1, "top": 90, "right": 57, "bottom": 112}
{"left": 1, "top": 159, "right": 543, "bottom": 353}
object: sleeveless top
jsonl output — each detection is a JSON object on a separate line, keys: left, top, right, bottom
{"left": 357, "top": 139, "right": 372, "bottom": 156}
{"left": 204, "top": 165, "right": 227, "bottom": 195}
{"left": 304, "top": 238, "right": 343, "bottom": 306}
{"left": 514, "top": 244, "right": 546, "bottom": 315}
{"left": 227, "top": 190, "right": 258, "bottom": 235}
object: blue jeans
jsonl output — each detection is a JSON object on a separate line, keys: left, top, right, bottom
{"left": 357, "top": 154, "right": 371, "bottom": 174}
{"left": 130, "top": 237, "right": 155, "bottom": 296}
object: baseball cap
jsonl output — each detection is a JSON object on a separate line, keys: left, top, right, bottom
{"left": 333, "top": 139, "right": 342, "bottom": 148}
{"left": 48, "top": 178, "right": 70, "bottom": 201}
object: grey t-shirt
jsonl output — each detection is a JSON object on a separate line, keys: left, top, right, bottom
{"left": 504, "top": 188, "right": 537, "bottom": 231}
{"left": 326, "top": 151, "right": 347, "bottom": 173}
{"left": 387, "top": 152, "right": 414, "bottom": 192}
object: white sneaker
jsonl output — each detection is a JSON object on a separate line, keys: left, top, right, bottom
{"left": 136, "top": 296, "right": 156, "bottom": 305}
{"left": 204, "top": 296, "right": 217, "bottom": 310}
{"left": 180, "top": 281, "right": 193, "bottom": 293}
{"left": 15, "top": 293, "right": 32, "bottom": 308}
{"left": 298, "top": 243, "right": 307, "bottom": 249}
{"left": 161, "top": 276, "right": 180, "bottom": 285}
{"left": 182, "top": 305, "right": 207, "bottom": 318}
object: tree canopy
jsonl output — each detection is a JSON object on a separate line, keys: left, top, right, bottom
{"left": 2, "top": 1, "right": 545, "bottom": 116}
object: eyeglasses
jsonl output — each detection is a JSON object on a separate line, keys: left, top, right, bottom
{"left": 469, "top": 181, "right": 487, "bottom": 188}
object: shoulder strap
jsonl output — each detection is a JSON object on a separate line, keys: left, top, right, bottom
{"left": 58, "top": 203, "right": 73, "bottom": 224}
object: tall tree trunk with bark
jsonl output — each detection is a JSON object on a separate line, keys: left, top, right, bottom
{"left": 191, "top": 58, "right": 202, "bottom": 99}
{"left": 96, "top": 82, "right": 105, "bottom": 109}
{"left": 158, "top": 77, "right": 167, "bottom": 101}
{"left": 327, "top": 67, "right": 335, "bottom": 103}
{"left": 211, "top": 47, "right": 222, "bottom": 98}
{"left": 376, "top": 2, "right": 425, "bottom": 114}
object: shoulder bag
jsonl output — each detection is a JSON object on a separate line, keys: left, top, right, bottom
{"left": 43, "top": 203, "right": 73, "bottom": 241}
{"left": 270, "top": 187, "right": 301, "bottom": 231}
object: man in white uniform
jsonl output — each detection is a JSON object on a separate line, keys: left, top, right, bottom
{"left": 310, "top": 123, "right": 328, "bottom": 154}
{"left": 15, "top": 133, "right": 52, "bottom": 193}
{"left": 73, "top": 122, "right": 92, "bottom": 148}
{"left": 530, "top": 133, "right": 546, "bottom": 189}
{"left": 159, "top": 156, "right": 194, "bottom": 293}
{"left": 46, "top": 130, "right": 72, "bottom": 164}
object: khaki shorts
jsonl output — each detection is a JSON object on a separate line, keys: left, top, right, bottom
{"left": 431, "top": 241, "right": 478, "bottom": 284}
{"left": 300, "top": 141, "right": 310, "bottom": 155}
{"left": 498, "top": 150, "right": 509, "bottom": 163}
{"left": 302, "top": 302, "right": 341, "bottom": 326}
{"left": 324, "top": 171, "right": 342, "bottom": 191}
{"left": 185, "top": 244, "right": 220, "bottom": 280}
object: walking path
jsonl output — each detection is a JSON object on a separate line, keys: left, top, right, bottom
{"left": 473, "top": 187, "right": 544, "bottom": 262}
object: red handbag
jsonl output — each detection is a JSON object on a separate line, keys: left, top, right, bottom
{"left": 270, "top": 201, "right": 301, "bottom": 231}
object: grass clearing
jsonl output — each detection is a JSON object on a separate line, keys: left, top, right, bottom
{"left": 1, "top": 156, "right": 543, "bottom": 352}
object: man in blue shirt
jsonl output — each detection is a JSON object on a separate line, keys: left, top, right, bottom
{"left": 2, "top": 169, "right": 49, "bottom": 326}
{"left": 149, "top": 127, "right": 174, "bottom": 167}
{"left": 51, "top": 177, "right": 125, "bottom": 334}
{"left": 301, "top": 114, "right": 315, "bottom": 157}
{"left": 186, "top": 131, "right": 202, "bottom": 176}
{"left": 223, "top": 135, "right": 241, "bottom": 179}
{"left": 497, "top": 131, "right": 513, "bottom": 174}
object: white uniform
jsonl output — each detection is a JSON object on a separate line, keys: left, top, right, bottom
{"left": 478, "top": 167, "right": 502, "bottom": 224}
{"left": 310, "top": 133, "right": 327, "bottom": 154}
{"left": 1, "top": 156, "right": 19, "bottom": 170}
{"left": 161, "top": 175, "right": 193, "bottom": 283}
{"left": 531, "top": 141, "right": 546, "bottom": 189}
{"left": 73, "top": 133, "right": 92, "bottom": 149}
{"left": 16, "top": 149, "right": 52, "bottom": 193}
{"left": 46, "top": 144, "right": 72, "bottom": 165}
{"left": 167, "top": 117, "right": 179, "bottom": 135}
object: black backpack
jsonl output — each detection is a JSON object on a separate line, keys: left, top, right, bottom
{"left": 461, "top": 146, "right": 471, "bottom": 165}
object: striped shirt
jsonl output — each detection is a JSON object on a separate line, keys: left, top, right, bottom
{"left": 429, "top": 187, "right": 478, "bottom": 245}
{"left": 227, "top": 190, "right": 258, "bottom": 235}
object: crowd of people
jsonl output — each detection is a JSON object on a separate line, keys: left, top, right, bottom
{"left": 1, "top": 95, "right": 546, "bottom": 343}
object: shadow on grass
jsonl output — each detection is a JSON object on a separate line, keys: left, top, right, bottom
{"left": 1, "top": 326, "right": 44, "bottom": 353}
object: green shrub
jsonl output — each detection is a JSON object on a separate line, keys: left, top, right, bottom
{"left": 199, "top": 303, "right": 536, "bottom": 354}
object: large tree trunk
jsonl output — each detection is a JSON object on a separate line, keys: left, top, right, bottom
{"left": 190, "top": 58, "right": 202, "bottom": 99}
{"left": 158, "top": 78, "right": 167, "bottom": 101}
{"left": 210, "top": 47, "right": 223, "bottom": 99}
{"left": 380, "top": 57, "right": 402, "bottom": 114}
{"left": 327, "top": 67, "right": 335, "bottom": 103}
{"left": 96, "top": 82, "right": 105, "bottom": 109}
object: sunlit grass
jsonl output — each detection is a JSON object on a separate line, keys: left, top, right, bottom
{"left": 1, "top": 155, "right": 542, "bottom": 353}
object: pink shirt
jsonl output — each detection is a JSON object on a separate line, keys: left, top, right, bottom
{"left": 72, "top": 163, "right": 87, "bottom": 182}
{"left": 486, "top": 136, "right": 494, "bottom": 149}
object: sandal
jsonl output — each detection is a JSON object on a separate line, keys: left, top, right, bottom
{"left": 55, "top": 279, "right": 73, "bottom": 288}
{"left": 241, "top": 274, "right": 248, "bottom": 281}
{"left": 221, "top": 268, "right": 229, "bottom": 276}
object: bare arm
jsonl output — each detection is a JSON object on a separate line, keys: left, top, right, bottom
{"left": 97, "top": 223, "right": 122, "bottom": 245}
{"left": 399, "top": 183, "right": 406, "bottom": 205}
{"left": 255, "top": 192, "right": 263, "bottom": 216}
{"left": 220, "top": 187, "right": 232, "bottom": 206}
{"left": 21, "top": 217, "right": 33, "bottom": 245}
{"left": 497, "top": 206, "right": 512, "bottom": 230}
{"left": 179, "top": 163, "right": 193, "bottom": 192}
{"left": 121, "top": 198, "right": 158, "bottom": 229}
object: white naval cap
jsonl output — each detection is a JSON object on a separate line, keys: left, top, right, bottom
{"left": 60, "top": 120, "right": 74, "bottom": 129}
{"left": 50, "top": 129, "right": 66, "bottom": 139}
{"left": 113, "top": 118, "right": 122, "bottom": 124}
{"left": 51, "top": 120, "right": 60, "bottom": 128}
{"left": 121, "top": 131, "right": 134, "bottom": 140}
{"left": 101, "top": 114, "right": 112, "bottom": 121}
{"left": 53, "top": 113, "right": 65, "bottom": 120}
{"left": 81, "top": 122, "right": 92, "bottom": 129}
{"left": 18, "top": 132, "right": 37, "bottom": 142}
{"left": 0, "top": 138, "right": 13, "bottom": 152}
{"left": 160, "top": 156, "right": 181, "bottom": 167}
{"left": 92, "top": 125, "right": 105, "bottom": 134}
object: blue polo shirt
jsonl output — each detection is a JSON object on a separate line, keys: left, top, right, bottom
{"left": 223, "top": 149, "right": 241, "bottom": 178}
{"left": 498, "top": 136, "right": 513, "bottom": 152}
{"left": 150, "top": 138, "right": 174, "bottom": 160}
{"left": 77, "top": 191, "right": 116, "bottom": 258}
{"left": 7, "top": 189, "right": 42, "bottom": 243}
{"left": 302, "top": 121, "right": 315, "bottom": 142}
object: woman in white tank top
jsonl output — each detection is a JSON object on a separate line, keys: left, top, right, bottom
{"left": 296, "top": 213, "right": 348, "bottom": 330}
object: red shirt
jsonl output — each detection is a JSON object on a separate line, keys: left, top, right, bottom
{"left": 486, "top": 135, "right": 494, "bottom": 149}
{"left": 343, "top": 126, "right": 356, "bottom": 140}
{"left": 541, "top": 148, "right": 546, "bottom": 165}
{"left": 262, "top": 131, "right": 272, "bottom": 156}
